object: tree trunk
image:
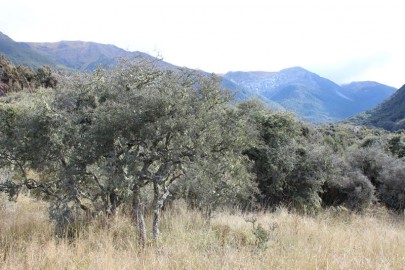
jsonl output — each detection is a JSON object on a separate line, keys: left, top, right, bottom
{"left": 152, "top": 182, "right": 160, "bottom": 241}
{"left": 132, "top": 189, "right": 147, "bottom": 249}
{"left": 151, "top": 180, "right": 173, "bottom": 241}
{"left": 152, "top": 207, "right": 161, "bottom": 241}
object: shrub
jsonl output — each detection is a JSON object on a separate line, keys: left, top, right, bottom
{"left": 245, "top": 109, "right": 329, "bottom": 211}
{"left": 388, "top": 135, "right": 405, "bottom": 158}
{"left": 322, "top": 170, "right": 375, "bottom": 211}
{"left": 346, "top": 146, "right": 390, "bottom": 187}
{"left": 377, "top": 160, "right": 405, "bottom": 211}
{"left": 346, "top": 145, "right": 405, "bottom": 211}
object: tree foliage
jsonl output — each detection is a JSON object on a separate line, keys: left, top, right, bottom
{"left": 0, "top": 58, "right": 256, "bottom": 244}
{"left": 243, "top": 105, "right": 330, "bottom": 211}
{"left": 0, "top": 54, "right": 57, "bottom": 93}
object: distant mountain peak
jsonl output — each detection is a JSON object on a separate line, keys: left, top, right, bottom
{"left": 342, "top": 81, "right": 394, "bottom": 89}
{"left": 280, "top": 66, "right": 310, "bottom": 72}
{"left": 278, "top": 66, "right": 319, "bottom": 79}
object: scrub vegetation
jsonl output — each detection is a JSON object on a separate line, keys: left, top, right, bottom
{"left": 0, "top": 55, "right": 404, "bottom": 269}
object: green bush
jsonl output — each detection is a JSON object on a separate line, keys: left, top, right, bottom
{"left": 322, "top": 169, "right": 375, "bottom": 211}
{"left": 244, "top": 109, "right": 328, "bottom": 211}
{"left": 346, "top": 145, "right": 405, "bottom": 211}
{"left": 377, "top": 160, "right": 405, "bottom": 211}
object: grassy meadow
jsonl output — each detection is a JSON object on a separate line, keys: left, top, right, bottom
{"left": 0, "top": 195, "right": 404, "bottom": 270}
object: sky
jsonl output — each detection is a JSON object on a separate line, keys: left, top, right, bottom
{"left": 1, "top": 0, "right": 404, "bottom": 88}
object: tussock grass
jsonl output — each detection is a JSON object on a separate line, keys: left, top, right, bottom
{"left": 1, "top": 196, "right": 404, "bottom": 269}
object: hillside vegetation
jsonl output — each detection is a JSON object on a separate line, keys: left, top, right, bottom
{"left": 345, "top": 84, "right": 405, "bottom": 131}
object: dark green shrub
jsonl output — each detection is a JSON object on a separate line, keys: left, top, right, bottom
{"left": 346, "top": 147, "right": 390, "bottom": 187}
{"left": 245, "top": 109, "right": 328, "bottom": 210}
{"left": 346, "top": 145, "right": 405, "bottom": 211}
{"left": 322, "top": 170, "right": 375, "bottom": 211}
{"left": 388, "top": 135, "right": 405, "bottom": 158}
{"left": 377, "top": 160, "right": 405, "bottom": 212}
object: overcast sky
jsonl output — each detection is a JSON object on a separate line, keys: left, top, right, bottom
{"left": 1, "top": 0, "right": 404, "bottom": 88}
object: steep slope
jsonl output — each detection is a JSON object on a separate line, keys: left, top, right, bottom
{"left": 25, "top": 41, "right": 163, "bottom": 71}
{"left": 340, "top": 81, "right": 396, "bottom": 113}
{"left": 344, "top": 84, "right": 405, "bottom": 131}
{"left": 0, "top": 31, "right": 170, "bottom": 71}
{"left": 224, "top": 68, "right": 396, "bottom": 124}
{"left": 224, "top": 67, "right": 353, "bottom": 123}
{"left": 0, "top": 31, "right": 58, "bottom": 68}
{"left": 220, "top": 74, "right": 284, "bottom": 110}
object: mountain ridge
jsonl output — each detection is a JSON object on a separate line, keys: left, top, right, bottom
{"left": 0, "top": 31, "right": 397, "bottom": 124}
{"left": 223, "top": 68, "right": 396, "bottom": 123}
{"left": 25, "top": 40, "right": 156, "bottom": 71}
{"left": 0, "top": 31, "right": 59, "bottom": 68}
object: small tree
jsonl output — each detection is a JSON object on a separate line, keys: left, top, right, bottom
{"left": 35, "top": 66, "right": 57, "bottom": 88}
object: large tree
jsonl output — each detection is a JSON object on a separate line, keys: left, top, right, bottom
{"left": 0, "top": 59, "right": 256, "bottom": 246}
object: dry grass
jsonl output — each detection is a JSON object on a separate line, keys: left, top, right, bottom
{"left": 1, "top": 195, "right": 404, "bottom": 270}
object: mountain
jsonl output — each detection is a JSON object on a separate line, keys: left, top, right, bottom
{"left": 340, "top": 81, "right": 396, "bottom": 113}
{"left": 0, "top": 32, "right": 58, "bottom": 68}
{"left": 223, "top": 68, "right": 396, "bottom": 123}
{"left": 0, "top": 31, "right": 169, "bottom": 71}
{"left": 1, "top": 31, "right": 397, "bottom": 124}
{"left": 224, "top": 68, "right": 352, "bottom": 123}
{"left": 25, "top": 41, "right": 159, "bottom": 71}
{"left": 343, "top": 85, "right": 405, "bottom": 131}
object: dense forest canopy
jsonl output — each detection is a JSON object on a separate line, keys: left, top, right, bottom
{"left": 0, "top": 56, "right": 404, "bottom": 246}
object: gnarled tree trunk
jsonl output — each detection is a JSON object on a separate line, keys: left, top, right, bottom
{"left": 132, "top": 189, "right": 146, "bottom": 249}
{"left": 151, "top": 179, "right": 174, "bottom": 241}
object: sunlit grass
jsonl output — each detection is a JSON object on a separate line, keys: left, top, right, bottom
{"left": 1, "top": 195, "right": 404, "bottom": 269}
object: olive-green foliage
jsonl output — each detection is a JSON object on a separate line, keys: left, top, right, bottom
{"left": 0, "top": 59, "right": 256, "bottom": 234}
{"left": 1, "top": 54, "right": 404, "bottom": 224}
{"left": 346, "top": 146, "right": 388, "bottom": 186}
{"left": 243, "top": 104, "right": 330, "bottom": 211}
{"left": 320, "top": 124, "right": 386, "bottom": 153}
{"left": 321, "top": 155, "right": 375, "bottom": 211}
{"left": 178, "top": 153, "right": 255, "bottom": 219}
{"left": 35, "top": 66, "right": 57, "bottom": 88}
{"left": 168, "top": 94, "right": 258, "bottom": 219}
{"left": 347, "top": 142, "right": 405, "bottom": 212}
{"left": 378, "top": 162, "right": 405, "bottom": 211}
{"left": 240, "top": 101, "right": 380, "bottom": 212}
{"left": 0, "top": 54, "right": 57, "bottom": 92}
{"left": 388, "top": 134, "right": 405, "bottom": 158}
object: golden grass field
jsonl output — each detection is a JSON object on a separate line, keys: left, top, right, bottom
{"left": 0, "top": 195, "right": 404, "bottom": 270}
